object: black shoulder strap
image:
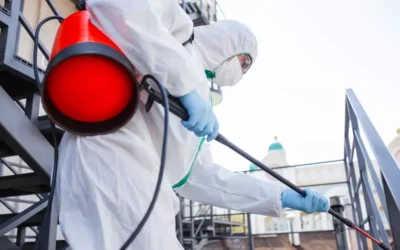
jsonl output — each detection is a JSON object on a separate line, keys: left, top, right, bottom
{"left": 75, "top": 0, "right": 86, "bottom": 11}
{"left": 182, "top": 31, "right": 195, "bottom": 46}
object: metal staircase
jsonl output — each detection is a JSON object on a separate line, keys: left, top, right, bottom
{"left": 0, "top": 0, "right": 57, "bottom": 248}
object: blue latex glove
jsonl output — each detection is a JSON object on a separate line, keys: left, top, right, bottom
{"left": 179, "top": 90, "right": 219, "bottom": 141}
{"left": 281, "top": 189, "right": 330, "bottom": 214}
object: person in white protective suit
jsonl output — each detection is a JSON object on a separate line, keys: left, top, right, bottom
{"left": 55, "top": 0, "right": 330, "bottom": 249}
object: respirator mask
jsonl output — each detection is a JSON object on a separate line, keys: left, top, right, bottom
{"left": 213, "top": 56, "right": 243, "bottom": 86}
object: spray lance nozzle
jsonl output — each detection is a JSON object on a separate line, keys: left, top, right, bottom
{"left": 142, "top": 77, "right": 390, "bottom": 250}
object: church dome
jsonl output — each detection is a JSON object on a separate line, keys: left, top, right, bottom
{"left": 268, "top": 136, "right": 284, "bottom": 151}
{"left": 268, "top": 142, "right": 284, "bottom": 151}
{"left": 249, "top": 136, "right": 285, "bottom": 171}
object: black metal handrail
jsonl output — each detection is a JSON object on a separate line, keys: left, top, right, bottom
{"left": 344, "top": 88, "right": 400, "bottom": 250}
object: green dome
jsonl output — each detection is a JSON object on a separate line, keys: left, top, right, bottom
{"left": 268, "top": 136, "right": 284, "bottom": 151}
{"left": 249, "top": 163, "right": 258, "bottom": 172}
{"left": 268, "top": 142, "right": 284, "bottom": 151}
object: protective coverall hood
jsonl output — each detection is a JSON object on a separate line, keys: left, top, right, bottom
{"left": 194, "top": 20, "right": 258, "bottom": 86}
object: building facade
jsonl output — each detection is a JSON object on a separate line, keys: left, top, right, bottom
{"left": 244, "top": 131, "right": 400, "bottom": 248}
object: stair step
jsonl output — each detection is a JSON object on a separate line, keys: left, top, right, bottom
{"left": 0, "top": 236, "right": 21, "bottom": 250}
{"left": 0, "top": 174, "right": 49, "bottom": 198}
{"left": 0, "top": 116, "right": 64, "bottom": 158}
{"left": 0, "top": 210, "right": 48, "bottom": 228}
{"left": 21, "top": 240, "right": 68, "bottom": 250}
{"left": 0, "top": 87, "right": 53, "bottom": 180}
{"left": 36, "top": 116, "right": 64, "bottom": 147}
{"left": 0, "top": 62, "right": 38, "bottom": 100}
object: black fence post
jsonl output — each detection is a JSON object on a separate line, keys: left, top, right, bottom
{"left": 330, "top": 196, "right": 348, "bottom": 250}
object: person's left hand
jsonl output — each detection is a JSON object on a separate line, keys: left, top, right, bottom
{"left": 281, "top": 189, "right": 330, "bottom": 214}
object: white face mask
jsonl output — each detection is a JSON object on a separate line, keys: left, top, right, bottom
{"left": 213, "top": 57, "right": 243, "bottom": 86}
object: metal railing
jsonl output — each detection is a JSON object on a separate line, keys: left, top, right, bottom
{"left": 344, "top": 89, "right": 400, "bottom": 250}
{"left": 181, "top": 0, "right": 217, "bottom": 25}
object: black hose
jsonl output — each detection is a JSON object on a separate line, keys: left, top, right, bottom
{"left": 119, "top": 75, "right": 169, "bottom": 249}
{"left": 33, "top": 15, "right": 64, "bottom": 250}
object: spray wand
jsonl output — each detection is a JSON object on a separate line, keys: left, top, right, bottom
{"left": 142, "top": 77, "right": 389, "bottom": 250}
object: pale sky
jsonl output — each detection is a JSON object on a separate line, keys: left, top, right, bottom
{"left": 209, "top": 0, "right": 400, "bottom": 171}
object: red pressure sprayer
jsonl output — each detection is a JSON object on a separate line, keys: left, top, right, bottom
{"left": 142, "top": 78, "right": 389, "bottom": 250}
{"left": 41, "top": 11, "right": 140, "bottom": 135}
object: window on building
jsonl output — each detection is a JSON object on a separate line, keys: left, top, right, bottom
{"left": 264, "top": 217, "right": 274, "bottom": 231}
{"left": 313, "top": 213, "right": 321, "bottom": 230}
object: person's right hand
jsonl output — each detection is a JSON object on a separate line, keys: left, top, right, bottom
{"left": 281, "top": 189, "right": 330, "bottom": 214}
{"left": 179, "top": 90, "right": 219, "bottom": 142}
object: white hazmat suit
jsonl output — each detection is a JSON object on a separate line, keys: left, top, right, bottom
{"left": 55, "top": 1, "right": 284, "bottom": 249}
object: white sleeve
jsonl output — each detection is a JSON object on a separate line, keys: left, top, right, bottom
{"left": 86, "top": 0, "right": 206, "bottom": 96}
{"left": 174, "top": 144, "right": 285, "bottom": 217}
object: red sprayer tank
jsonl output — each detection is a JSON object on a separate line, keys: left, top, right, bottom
{"left": 41, "top": 10, "right": 140, "bottom": 135}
